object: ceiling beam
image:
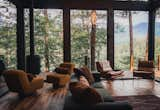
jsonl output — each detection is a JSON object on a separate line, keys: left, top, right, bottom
{"left": 152, "top": 0, "right": 160, "bottom": 9}
{"left": 8, "top": 0, "right": 149, "bottom": 11}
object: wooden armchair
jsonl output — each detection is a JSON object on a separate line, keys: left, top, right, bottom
{"left": 133, "top": 60, "right": 155, "bottom": 79}
{"left": 3, "top": 70, "right": 44, "bottom": 97}
{"left": 96, "top": 60, "right": 124, "bottom": 79}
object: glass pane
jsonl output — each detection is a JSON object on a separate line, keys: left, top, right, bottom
{"left": 24, "top": 9, "right": 30, "bottom": 56}
{"left": 96, "top": 11, "right": 107, "bottom": 61}
{"left": 114, "top": 10, "right": 130, "bottom": 70}
{"left": 71, "top": 10, "right": 107, "bottom": 68}
{"left": 132, "top": 11, "right": 148, "bottom": 69}
{"left": 155, "top": 9, "right": 160, "bottom": 68}
{"left": 34, "top": 9, "right": 63, "bottom": 71}
{"left": 71, "top": 10, "right": 91, "bottom": 68}
{"left": 0, "top": 1, "right": 16, "bottom": 69}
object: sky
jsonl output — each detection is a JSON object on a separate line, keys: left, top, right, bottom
{"left": 115, "top": 11, "right": 149, "bottom": 26}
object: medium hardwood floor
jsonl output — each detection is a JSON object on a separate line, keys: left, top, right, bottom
{"left": 102, "top": 79, "right": 160, "bottom": 97}
{"left": 1, "top": 72, "right": 160, "bottom": 110}
{"left": 0, "top": 82, "right": 67, "bottom": 110}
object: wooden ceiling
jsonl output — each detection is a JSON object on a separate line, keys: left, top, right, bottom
{"left": 7, "top": 0, "right": 160, "bottom": 10}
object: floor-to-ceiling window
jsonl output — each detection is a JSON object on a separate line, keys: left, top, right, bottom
{"left": 114, "top": 10, "right": 130, "bottom": 70}
{"left": 71, "top": 10, "right": 107, "bottom": 69}
{"left": 114, "top": 10, "right": 148, "bottom": 70}
{"left": 132, "top": 11, "right": 148, "bottom": 69}
{"left": 0, "top": 0, "right": 17, "bottom": 69}
{"left": 155, "top": 8, "right": 160, "bottom": 68}
{"left": 34, "top": 9, "right": 63, "bottom": 71}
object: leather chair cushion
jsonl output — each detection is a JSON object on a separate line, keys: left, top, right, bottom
{"left": 69, "top": 82, "right": 103, "bottom": 105}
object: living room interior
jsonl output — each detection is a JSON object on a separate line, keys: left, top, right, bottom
{"left": 1, "top": 0, "right": 160, "bottom": 110}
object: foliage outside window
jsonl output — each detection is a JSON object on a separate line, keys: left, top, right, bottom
{"left": 0, "top": 0, "right": 17, "bottom": 69}
{"left": 114, "top": 11, "right": 148, "bottom": 70}
{"left": 33, "top": 9, "right": 63, "bottom": 72}
{"left": 71, "top": 10, "right": 107, "bottom": 68}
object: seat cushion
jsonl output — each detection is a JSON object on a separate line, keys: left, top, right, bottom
{"left": 102, "top": 60, "right": 113, "bottom": 72}
{"left": 69, "top": 82, "right": 103, "bottom": 105}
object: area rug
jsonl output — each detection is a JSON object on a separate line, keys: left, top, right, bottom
{"left": 113, "top": 95, "right": 160, "bottom": 110}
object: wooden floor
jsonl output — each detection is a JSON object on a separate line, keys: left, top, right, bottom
{"left": 1, "top": 72, "right": 160, "bottom": 110}
{"left": 0, "top": 83, "right": 67, "bottom": 110}
{"left": 102, "top": 79, "right": 160, "bottom": 97}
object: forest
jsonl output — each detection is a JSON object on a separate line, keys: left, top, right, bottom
{"left": 0, "top": 0, "right": 160, "bottom": 71}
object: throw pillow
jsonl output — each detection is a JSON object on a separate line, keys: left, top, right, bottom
{"left": 74, "top": 68, "right": 85, "bottom": 79}
{"left": 69, "top": 82, "right": 103, "bottom": 105}
{"left": 79, "top": 76, "right": 90, "bottom": 86}
{"left": 55, "top": 67, "right": 70, "bottom": 74}
{"left": 81, "top": 66, "right": 95, "bottom": 84}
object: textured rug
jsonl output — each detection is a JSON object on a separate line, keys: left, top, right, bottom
{"left": 114, "top": 95, "right": 160, "bottom": 110}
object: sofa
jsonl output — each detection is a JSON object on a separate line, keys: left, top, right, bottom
{"left": 63, "top": 68, "right": 132, "bottom": 110}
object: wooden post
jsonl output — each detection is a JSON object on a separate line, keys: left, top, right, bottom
{"left": 148, "top": 9, "right": 156, "bottom": 61}
{"left": 29, "top": 6, "right": 35, "bottom": 56}
{"left": 90, "top": 10, "right": 96, "bottom": 70}
{"left": 16, "top": 6, "right": 25, "bottom": 70}
{"left": 63, "top": 8, "right": 71, "bottom": 62}
{"left": 107, "top": 9, "right": 114, "bottom": 69}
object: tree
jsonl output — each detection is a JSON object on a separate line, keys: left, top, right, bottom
{"left": 129, "top": 11, "right": 134, "bottom": 71}
{"left": 90, "top": 10, "right": 97, "bottom": 70}
{"left": 43, "top": 9, "right": 49, "bottom": 72}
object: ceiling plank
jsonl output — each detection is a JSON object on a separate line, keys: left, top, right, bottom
{"left": 8, "top": 0, "right": 149, "bottom": 11}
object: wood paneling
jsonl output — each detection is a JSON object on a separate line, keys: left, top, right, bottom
{"left": 9, "top": 0, "right": 149, "bottom": 11}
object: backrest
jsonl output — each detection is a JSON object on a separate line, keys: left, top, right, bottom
{"left": 96, "top": 60, "right": 112, "bottom": 72}
{"left": 138, "top": 60, "right": 155, "bottom": 72}
{"left": 60, "top": 62, "right": 75, "bottom": 75}
{"left": 3, "top": 70, "right": 31, "bottom": 94}
{"left": 96, "top": 62, "right": 103, "bottom": 73}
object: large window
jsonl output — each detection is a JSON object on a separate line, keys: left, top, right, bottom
{"left": 132, "top": 11, "right": 148, "bottom": 68}
{"left": 0, "top": 1, "right": 17, "bottom": 69}
{"left": 114, "top": 11, "right": 130, "bottom": 70}
{"left": 71, "top": 10, "right": 107, "bottom": 68}
{"left": 114, "top": 11, "right": 148, "bottom": 70}
{"left": 34, "top": 9, "right": 63, "bottom": 71}
{"left": 155, "top": 9, "right": 160, "bottom": 68}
